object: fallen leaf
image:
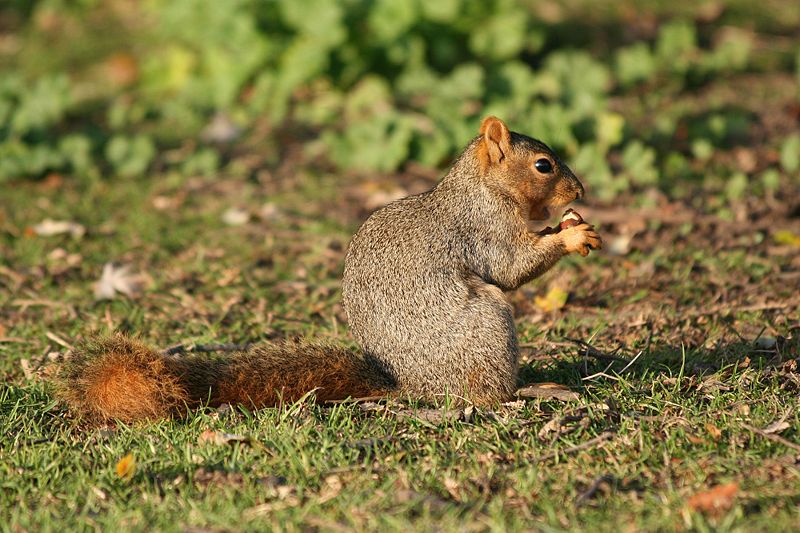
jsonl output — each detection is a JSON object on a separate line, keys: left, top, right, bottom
{"left": 32, "top": 219, "right": 85, "bottom": 238}
{"left": 705, "top": 423, "right": 722, "bottom": 441}
{"left": 193, "top": 467, "right": 244, "bottom": 489}
{"left": 106, "top": 52, "right": 139, "bottom": 87}
{"left": 517, "top": 383, "right": 579, "bottom": 401}
{"left": 537, "top": 417, "right": 562, "bottom": 439}
{"left": 19, "top": 359, "right": 33, "bottom": 380}
{"left": 607, "top": 233, "right": 633, "bottom": 256}
{"left": 198, "top": 429, "right": 251, "bottom": 446}
{"left": 761, "top": 411, "right": 793, "bottom": 435}
{"left": 687, "top": 482, "right": 738, "bottom": 516}
{"left": 222, "top": 207, "right": 250, "bottom": 226}
{"left": 115, "top": 453, "right": 136, "bottom": 480}
{"left": 773, "top": 230, "right": 800, "bottom": 247}
{"left": 93, "top": 263, "right": 144, "bottom": 300}
{"left": 202, "top": 112, "right": 241, "bottom": 143}
{"left": 259, "top": 203, "right": 282, "bottom": 221}
{"left": 443, "top": 477, "right": 462, "bottom": 501}
{"left": 318, "top": 475, "right": 342, "bottom": 503}
{"left": 534, "top": 286, "right": 569, "bottom": 312}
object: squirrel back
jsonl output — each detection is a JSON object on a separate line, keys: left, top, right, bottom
{"left": 56, "top": 116, "right": 600, "bottom": 422}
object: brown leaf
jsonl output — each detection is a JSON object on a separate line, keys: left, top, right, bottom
{"left": 106, "top": 53, "right": 139, "bottom": 87}
{"left": 318, "top": 475, "right": 342, "bottom": 504}
{"left": 705, "top": 423, "right": 722, "bottom": 441}
{"left": 517, "top": 383, "right": 579, "bottom": 401}
{"left": 193, "top": 467, "right": 244, "bottom": 489}
{"left": 198, "top": 429, "right": 251, "bottom": 446}
{"left": 443, "top": 477, "right": 462, "bottom": 501}
{"left": 687, "top": 482, "right": 738, "bottom": 516}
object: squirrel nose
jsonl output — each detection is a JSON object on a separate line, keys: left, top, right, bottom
{"left": 574, "top": 179, "right": 585, "bottom": 200}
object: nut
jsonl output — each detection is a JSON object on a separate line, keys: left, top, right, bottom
{"left": 559, "top": 208, "right": 583, "bottom": 230}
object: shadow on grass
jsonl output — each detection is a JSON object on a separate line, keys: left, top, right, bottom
{"left": 519, "top": 336, "right": 797, "bottom": 389}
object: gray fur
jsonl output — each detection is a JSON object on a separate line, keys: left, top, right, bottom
{"left": 342, "top": 133, "right": 582, "bottom": 406}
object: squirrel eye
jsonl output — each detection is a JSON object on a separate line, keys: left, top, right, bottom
{"left": 534, "top": 158, "right": 553, "bottom": 173}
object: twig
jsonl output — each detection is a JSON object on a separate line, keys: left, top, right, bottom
{"left": 324, "top": 395, "right": 387, "bottom": 405}
{"left": 617, "top": 348, "right": 644, "bottom": 374}
{"left": 45, "top": 331, "right": 73, "bottom": 350}
{"left": 562, "top": 337, "right": 631, "bottom": 364}
{"left": 575, "top": 474, "right": 615, "bottom": 507}
{"left": 532, "top": 431, "right": 616, "bottom": 463}
{"left": 741, "top": 423, "right": 800, "bottom": 452}
{"left": 161, "top": 343, "right": 251, "bottom": 356}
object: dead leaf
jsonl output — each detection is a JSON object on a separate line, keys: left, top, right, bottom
{"left": 198, "top": 429, "right": 251, "bottom": 446}
{"left": 443, "top": 477, "right": 462, "bottom": 501}
{"left": 115, "top": 453, "right": 136, "bottom": 480}
{"left": 762, "top": 411, "right": 793, "bottom": 435}
{"left": 222, "top": 207, "right": 250, "bottom": 226}
{"left": 705, "top": 423, "right": 722, "bottom": 441}
{"left": 32, "top": 219, "right": 85, "bottom": 238}
{"left": 607, "top": 233, "right": 633, "bottom": 256}
{"left": 687, "top": 483, "right": 738, "bottom": 516}
{"left": 392, "top": 407, "right": 463, "bottom": 424}
{"left": 537, "top": 417, "right": 562, "bottom": 439}
{"left": 318, "top": 475, "right": 342, "bottom": 503}
{"left": 20, "top": 359, "right": 33, "bottom": 380}
{"left": 202, "top": 112, "right": 241, "bottom": 143}
{"left": 517, "top": 383, "right": 579, "bottom": 401}
{"left": 105, "top": 52, "right": 139, "bottom": 87}
{"left": 534, "top": 286, "right": 569, "bottom": 312}
{"left": 93, "top": 263, "right": 144, "bottom": 300}
{"left": 193, "top": 467, "right": 245, "bottom": 489}
{"left": 773, "top": 230, "right": 800, "bottom": 247}
{"left": 90, "top": 486, "right": 108, "bottom": 501}
{"left": 259, "top": 203, "right": 282, "bottom": 221}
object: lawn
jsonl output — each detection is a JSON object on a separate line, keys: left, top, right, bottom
{"left": 1, "top": 0, "right": 799, "bottom": 531}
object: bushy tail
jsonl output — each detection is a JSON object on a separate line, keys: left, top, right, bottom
{"left": 56, "top": 334, "right": 396, "bottom": 423}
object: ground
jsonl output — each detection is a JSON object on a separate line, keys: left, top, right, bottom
{"left": 2, "top": 1, "right": 800, "bottom": 530}
{"left": 1, "top": 156, "right": 798, "bottom": 531}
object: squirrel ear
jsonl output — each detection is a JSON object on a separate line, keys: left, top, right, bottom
{"left": 478, "top": 116, "right": 511, "bottom": 167}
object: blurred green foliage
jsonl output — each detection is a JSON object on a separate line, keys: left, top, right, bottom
{"left": 0, "top": 0, "right": 798, "bottom": 200}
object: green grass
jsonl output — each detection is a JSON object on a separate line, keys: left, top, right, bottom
{"left": 1, "top": 168, "right": 798, "bottom": 531}
{"left": 1, "top": 1, "right": 799, "bottom": 528}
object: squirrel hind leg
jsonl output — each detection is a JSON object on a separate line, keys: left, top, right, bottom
{"left": 57, "top": 334, "right": 190, "bottom": 423}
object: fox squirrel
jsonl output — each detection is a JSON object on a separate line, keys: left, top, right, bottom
{"left": 57, "top": 116, "right": 602, "bottom": 422}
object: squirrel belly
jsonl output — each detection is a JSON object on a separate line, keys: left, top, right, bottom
{"left": 57, "top": 334, "right": 396, "bottom": 422}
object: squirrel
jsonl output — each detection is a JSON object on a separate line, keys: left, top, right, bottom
{"left": 56, "top": 116, "right": 602, "bottom": 422}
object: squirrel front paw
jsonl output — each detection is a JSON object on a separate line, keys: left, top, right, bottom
{"left": 560, "top": 223, "right": 602, "bottom": 256}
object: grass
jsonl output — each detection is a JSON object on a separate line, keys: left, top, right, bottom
{"left": 1, "top": 2, "right": 799, "bottom": 528}
{"left": 1, "top": 165, "right": 798, "bottom": 532}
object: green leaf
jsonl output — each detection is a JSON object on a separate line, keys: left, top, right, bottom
{"left": 105, "top": 135, "right": 156, "bottom": 178}
{"left": 615, "top": 43, "right": 657, "bottom": 86}
{"left": 469, "top": 7, "right": 527, "bottom": 60}
{"left": 368, "top": 0, "right": 419, "bottom": 43}
{"left": 780, "top": 134, "right": 800, "bottom": 173}
{"left": 622, "top": 141, "right": 659, "bottom": 186}
{"left": 725, "top": 172, "right": 748, "bottom": 201}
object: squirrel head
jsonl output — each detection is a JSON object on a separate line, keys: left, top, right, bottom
{"left": 476, "top": 116, "right": 584, "bottom": 221}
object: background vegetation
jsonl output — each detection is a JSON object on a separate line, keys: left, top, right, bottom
{"left": 1, "top": 0, "right": 798, "bottom": 199}
{"left": 1, "top": 0, "right": 799, "bottom": 531}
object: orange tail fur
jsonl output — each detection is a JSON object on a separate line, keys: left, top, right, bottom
{"left": 57, "top": 334, "right": 396, "bottom": 423}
